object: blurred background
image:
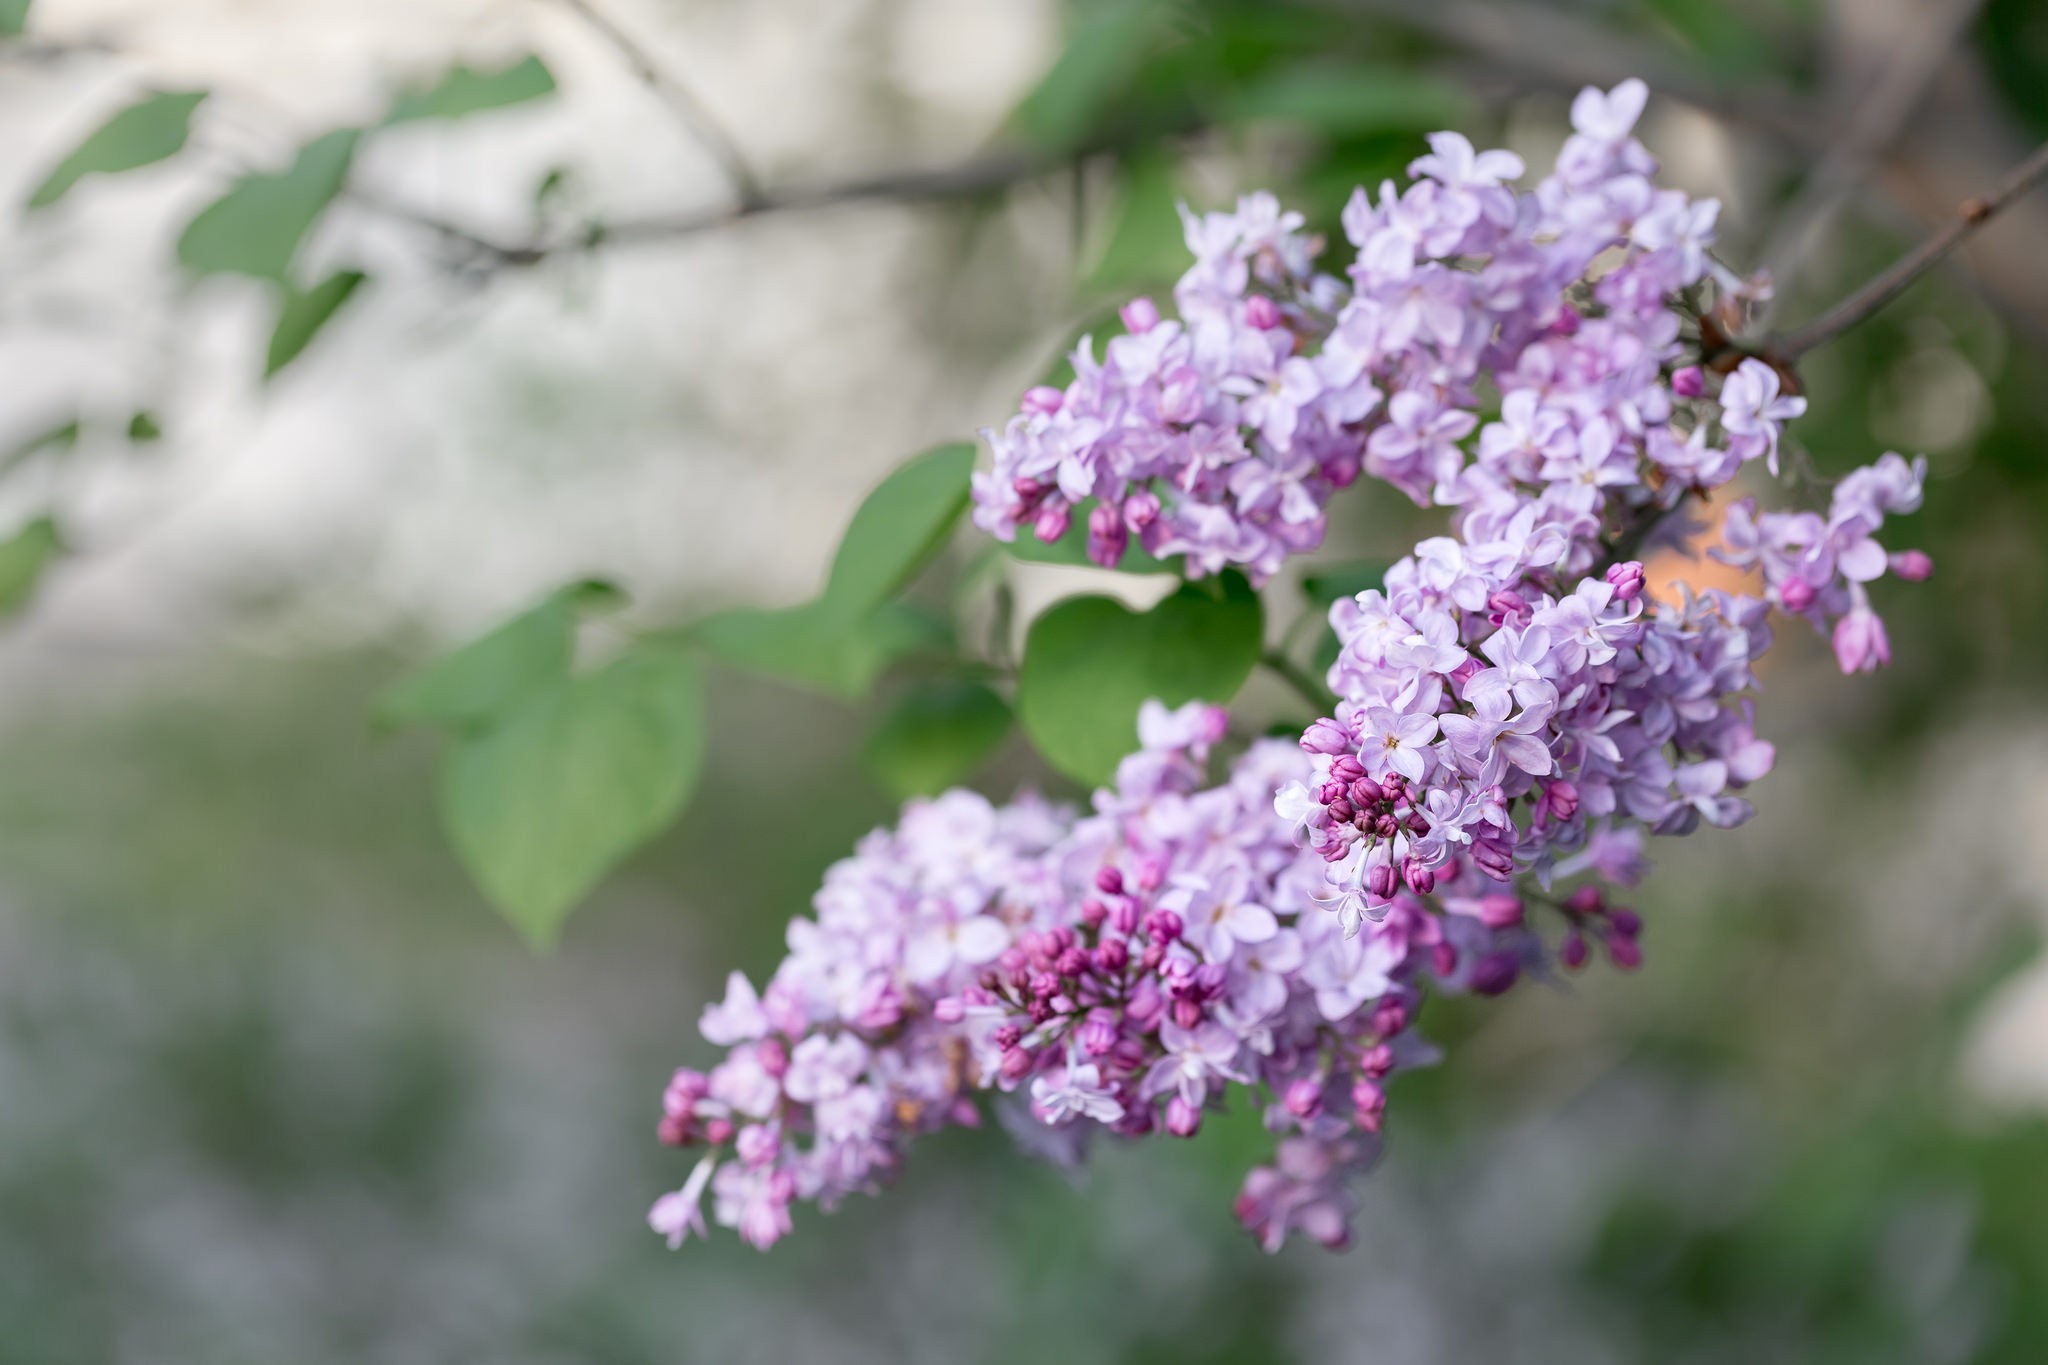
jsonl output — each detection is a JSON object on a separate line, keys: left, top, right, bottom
{"left": 4, "top": 0, "right": 2048, "bottom": 1360}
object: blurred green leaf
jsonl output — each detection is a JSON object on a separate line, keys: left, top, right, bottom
{"left": 126, "top": 411, "right": 162, "bottom": 443}
{"left": 1639, "top": 0, "right": 1773, "bottom": 74}
{"left": 265, "top": 269, "right": 367, "bottom": 377}
{"left": 27, "top": 91, "right": 207, "bottom": 209}
{"left": 1227, "top": 65, "right": 1466, "bottom": 137}
{"left": 0, "top": 0, "right": 29, "bottom": 38}
{"left": 1301, "top": 558, "right": 1390, "bottom": 605}
{"left": 439, "top": 643, "right": 704, "bottom": 948}
{"left": 862, "top": 679, "right": 1012, "bottom": 799}
{"left": 377, "top": 580, "right": 621, "bottom": 733}
{"left": 0, "top": 418, "right": 78, "bottom": 475}
{"left": 385, "top": 55, "right": 556, "bottom": 124}
{"left": 0, "top": 517, "right": 61, "bottom": 615}
{"left": 1982, "top": 0, "right": 2048, "bottom": 140}
{"left": 176, "top": 129, "right": 358, "bottom": 282}
{"left": 1001, "top": 497, "right": 1179, "bottom": 574}
{"left": 820, "top": 443, "right": 976, "bottom": 616}
{"left": 1016, "top": 571, "right": 1262, "bottom": 785}
{"left": 1014, "top": 0, "right": 1164, "bottom": 153}
{"left": 1083, "top": 153, "right": 1187, "bottom": 294}
{"left": 692, "top": 599, "right": 947, "bottom": 700}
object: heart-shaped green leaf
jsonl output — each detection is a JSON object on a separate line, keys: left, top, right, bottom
{"left": 439, "top": 644, "right": 705, "bottom": 948}
{"left": 820, "top": 443, "right": 976, "bottom": 616}
{"left": 28, "top": 90, "right": 207, "bottom": 209}
{"left": 1017, "top": 572, "right": 1262, "bottom": 785}
{"left": 378, "top": 580, "right": 621, "bottom": 733}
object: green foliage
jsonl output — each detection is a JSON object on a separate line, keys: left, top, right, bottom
{"left": 27, "top": 91, "right": 207, "bottom": 209}
{"left": 384, "top": 55, "right": 557, "bottom": 124}
{"left": 126, "top": 411, "right": 162, "bottom": 443}
{"left": 691, "top": 599, "right": 948, "bottom": 700}
{"left": 265, "top": 269, "right": 368, "bottom": 376}
{"left": 1301, "top": 559, "right": 1390, "bottom": 606}
{"left": 1225, "top": 64, "right": 1466, "bottom": 137}
{"left": 861, "top": 679, "right": 1012, "bottom": 799}
{"left": 0, "top": 516, "right": 61, "bottom": 615}
{"left": 176, "top": 130, "right": 358, "bottom": 283}
{"left": 377, "top": 580, "right": 620, "bottom": 733}
{"left": 0, "top": 418, "right": 78, "bottom": 476}
{"left": 1013, "top": 0, "right": 1169, "bottom": 153}
{"left": 0, "top": 0, "right": 27, "bottom": 37}
{"left": 819, "top": 443, "right": 977, "bottom": 616}
{"left": 1982, "top": 0, "right": 2048, "bottom": 139}
{"left": 1083, "top": 153, "right": 1187, "bottom": 294}
{"left": 1017, "top": 572, "right": 1262, "bottom": 785}
{"left": 438, "top": 643, "right": 704, "bottom": 949}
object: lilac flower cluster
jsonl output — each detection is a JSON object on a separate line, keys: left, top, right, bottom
{"left": 652, "top": 703, "right": 1538, "bottom": 1252}
{"left": 655, "top": 79, "right": 1936, "bottom": 1256}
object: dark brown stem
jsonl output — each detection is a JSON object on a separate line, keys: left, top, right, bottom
{"left": 1772, "top": 139, "right": 2048, "bottom": 360}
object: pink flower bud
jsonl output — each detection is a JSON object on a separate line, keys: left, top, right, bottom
{"left": 1087, "top": 502, "right": 1129, "bottom": 568}
{"left": 1560, "top": 930, "right": 1589, "bottom": 970}
{"left": 932, "top": 996, "right": 965, "bottom": 1024}
{"left": 1361, "top": 1043, "right": 1395, "bottom": 1078}
{"left": 1020, "top": 386, "right": 1065, "bottom": 416}
{"left": 704, "top": 1116, "right": 736, "bottom": 1145}
{"left": 1094, "top": 866, "right": 1124, "bottom": 895}
{"left": 1367, "top": 861, "right": 1398, "bottom": 900}
{"left": 1671, "top": 365, "right": 1705, "bottom": 398}
{"left": 1402, "top": 858, "right": 1436, "bottom": 896}
{"left": 999, "top": 1046, "right": 1034, "bottom": 1082}
{"left": 1302, "top": 719, "right": 1351, "bottom": 755}
{"left": 1889, "top": 549, "right": 1933, "bottom": 581}
{"left": 1034, "top": 501, "right": 1072, "bottom": 544}
{"left": 1477, "top": 893, "right": 1524, "bottom": 928}
{"left": 1832, "top": 605, "right": 1890, "bottom": 674}
{"left": 1123, "top": 489, "right": 1161, "bottom": 531}
{"left": 1604, "top": 560, "right": 1646, "bottom": 601}
{"left": 1777, "top": 576, "right": 1816, "bottom": 612}
{"left": 1371, "top": 998, "right": 1408, "bottom": 1037}
{"left": 1145, "top": 909, "right": 1184, "bottom": 944}
{"left": 1246, "top": 294, "right": 1282, "bottom": 330}
{"left": 1166, "top": 1094, "right": 1203, "bottom": 1137}
{"left": 1095, "top": 937, "right": 1129, "bottom": 974}
{"left": 757, "top": 1038, "right": 788, "bottom": 1077}
{"left": 1607, "top": 932, "right": 1643, "bottom": 970}
{"left": 736, "top": 1123, "right": 780, "bottom": 1168}
{"left": 1284, "top": 1079, "right": 1324, "bottom": 1119}
{"left": 1469, "top": 951, "right": 1520, "bottom": 997}
{"left": 1120, "top": 296, "right": 1161, "bottom": 333}
{"left": 1352, "top": 1078, "right": 1386, "bottom": 1132}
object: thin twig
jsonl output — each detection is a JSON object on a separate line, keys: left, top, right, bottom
{"left": 1772, "top": 138, "right": 2048, "bottom": 360}
{"left": 555, "top": 0, "right": 765, "bottom": 209}
{"left": 1754, "top": 0, "right": 1987, "bottom": 324}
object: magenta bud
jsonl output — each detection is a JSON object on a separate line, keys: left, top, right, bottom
{"left": 1135, "top": 856, "right": 1167, "bottom": 892}
{"left": 1560, "top": 929, "right": 1589, "bottom": 970}
{"left": 1351, "top": 1078, "right": 1386, "bottom": 1132}
{"left": 1120, "top": 296, "right": 1161, "bottom": 333}
{"left": 1302, "top": 719, "right": 1351, "bottom": 755}
{"left": 1608, "top": 907, "right": 1643, "bottom": 936}
{"left": 1081, "top": 1012, "right": 1118, "bottom": 1056}
{"left": 1095, "top": 937, "right": 1130, "bottom": 974}
{"left": 1778, "top": 576, "right": 1816, "bottom": 612}
{"left": 1021, "top": 385, "right": 1065, "bottom": 416}
{"left": 933, "top": 996, "right": 965, "bottom": 1024}
{"left": 1349, "top": 775, "right": 1387, "bottom": 807}
{"left": 1564, "top": 884, "right": 1604, "bottom": 915}
{"left": 1671, "top": 365, "right": 1705, "bottom": 398}
{"left": 1079, "top": 898, "right": 1108, "bottom": 930}
{"left": 1034, "top": 502, "right": 1072, "bottom": 544}
{"left": 756, "top": 1038, "right": 788, "bottom": 1077}
{"left": 1145, "top": 909, "right": 1184, "bottom": 944}
{"left": 1367, "top": 862, "right": 1398, "bottom": 901}
{"left": 1430, "top": 943, "right": 1459, "bottom": 977}
{"left": 1607, "top": 933, "right": 1643, "bottom": 970}
{"left": 1123, "top": 489, "right": 1161, "bottom": 531}
{"left": 1095, "top": 867, "right": 1125, "bottom": 895}
{"left": 1890, "top": 549, "right": 1933, "bottom": 582}
{"left": 1604, "top": 560, "right": 1646, "bottom": 602}
{"left": 1165, "top": 1094, "right": 1203, "bottom": 1136}
{"left": 1329, "top": 756, "right": 1367, "bottom": 784}
{"left": 1469, "top": 951, "right": 1521, "bottom": 997}
{"left": 1284, "top": 1078, "right": 1324, "bottom": 1119}
{"left": 993, "top": 1023, "right": 1022, "bottom": 1050}
{"left": 1477, "top": 893, "right": 1524, "bottom": 929}
{"left": 1326, "top": 799, "right": 1356, "bottom": 824}
{"left": 1012, "top": 475, "right": 1047, "bottom": 503}
{"left": 1371, "top": 998, "right": 1408, "bottom": 1037}
{"left": 999, "top": 1046, "right": 1034, "bottom": 1082}
{"left": 1087, "top": 502, "right": 1129, "bottom": 568}
{"left": 1361, "top": 1043, "right": 1395, "bottom": 1078}
{"left": 1402, "top": 858, "right": 1437, "bottom": 896}
{"left": 1318, "top": 779, "right": 1348, "bottom": 805}
{"left": 1056, "top": 947, "right": 1088, "bottom": 977}
{"left": 1546, "top": 780, "right": 1580, "bottom": 821}
{"left": 657, "top": 1113, "right": 692, "bottom": 1146}
{"left": 703, "top": 1116, "right": 736, "bottom": 1145}
{"left": 1375, "top": 812, "right": 1400, "bottom": 839}
{"left": 1245, "top": 294, "right": 1282, "bottom": 330}
{"left": 1173, "top": 998, "right": 1203, "bottom": 1030}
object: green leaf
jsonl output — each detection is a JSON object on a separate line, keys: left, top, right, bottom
{"left": 0, "top": 0, "right": 30, "bottom": 38}
{"left": 1016, "top": 571, "right": 1262, "bottom": 785}
{"left": 378, "top": 579, "right": 621, "bottom": 733}
{"left": 1001, "top": 498, "right": 1179, "bottom": 574}
{"left": 0, "top": 516, "right": 61, "bottom": 615}
{"left": 692, "top": 599, "right": 947, "bottom": 700}
{"left": 440, "top": 644, "right": 705, "bottom": 948}
{"left": 385, "top": 54, "right": 556, "bottom": 124}
{"left": 1083, "top": 153, "right": 1187, "bottom": 294}
{"left": 176, "top": 129, "right": 358, "bottom": 282}
{"left": 820, "top": 443, "right": 976, "bottom": 617}
{"left": 0, "top": 418, "right": 78, "bottom": 476}
{"left": 1227, "top": 66, "right": 1467, "bottom": 138}
{"left": 265, "top": 269, "right": 367, "bottom": 376}
{"left": 1014, "top": 0, "right": 1163, "bottom": 153}
{"left": 126, "top": 411, "right": 162, "bottom": 443}
{"left": 1301, "top": 559, "right": 1391, "bottom": 606}
{"left": 862, "top": 679, "right": 1012, "bottom": 799}
{"left": 27, "top": 90, "right": 207, "bottom": 209}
